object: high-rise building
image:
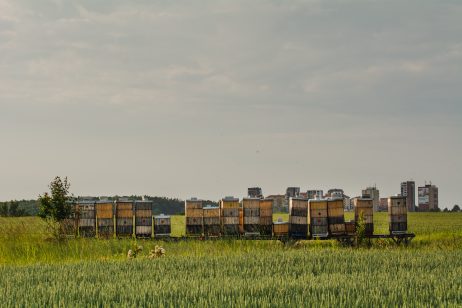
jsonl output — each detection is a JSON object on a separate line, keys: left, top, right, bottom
{"left": 327, "top": 189, "right": 344, "bottom": 198}
{"left": 379, "top": 198, "right": 388, "bottom": 212}
{"left": 418, "top": 183, "right": 439, "bottom": 211}
{"left": 307, "top": 190, "right": 323, "bottom": 199}
{"left": 285, "top": 187, "right": 300, "bottom": 198}
{"left": 400, "top": 181, "right": 416, "bottom": 212}
{"left": 247, "top": 187, "right": 263, "bottom": 198}
{"left": 362, "top": 186, "right": 380, "bottom": 212}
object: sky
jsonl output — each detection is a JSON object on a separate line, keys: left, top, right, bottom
{"left": 0, "top": 0, "right": 461, "bottom": 208}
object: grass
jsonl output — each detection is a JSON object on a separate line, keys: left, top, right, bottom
{"left": 0, "top": 213, "right": 461, "bottom": 306}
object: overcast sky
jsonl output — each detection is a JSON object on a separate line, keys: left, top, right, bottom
{"left": 1, "top": 0, "right": 461, "bottom": 208}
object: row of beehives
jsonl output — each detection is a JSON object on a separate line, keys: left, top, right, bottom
{"left": 185, "top": 195, "right": 408, "bottom": 238}
{"left": 283, "top": 195, "right": 408, "bottom": 239}
{"left": 73, "top": 200, "right": 171, "bottom": 238}
{"left": 70, "top": 195, "right": 407, "bottom": 239}
{"left": 185, "top": 197, "right": 274, "bottom": 236}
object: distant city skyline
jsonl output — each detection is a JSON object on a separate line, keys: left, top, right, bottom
{"left": 0, "top": 1, "right": 460, "bottom": 208}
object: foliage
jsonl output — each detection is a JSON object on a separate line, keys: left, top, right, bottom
{"left": 356, "top": 211, "right": 366, "bottom": 246}
{"left": 37, "top": 177, "right": 74, "bottom": 240}
{"left": 0, "top": 248, "right": 461, "bottom": 306}
{"left": 38, "top": 176, "right": 73, "bottom": 222}
{"left": 127, "top": 243, "right": 143, "bottom": 259}
{"left": 148, "top": 245, "right": 166, "bottom": 259}
{"left": 0, "top": 200, "right": 31, "bottom": 217}
{"left": 452, "top": 204, "right": 460, "bottom": 212}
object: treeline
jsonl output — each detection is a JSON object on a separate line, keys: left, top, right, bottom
{"left": 0, "top": 196, "right": 220, "bottom": 217}
{"left": 0, "top": 200, "right": 38, "bottom": 217}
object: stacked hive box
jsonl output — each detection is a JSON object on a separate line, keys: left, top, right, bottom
{"left": 96, "top": 201, "right": 114, "bottom": 238}
{"left": 239, "top": 207, "right": 244, "bottom": 234}
{"left": 185, "top": 198, "right": 204, "bottom": 236}
{"left": 154, "top": 214, "right": 171, "bottom": 237}
{"left": 327, "top": 198, "right": 346, "bottom": 235}
{"left": 354, "top": 198, "right": 374, "bottom": 235}
{"left": 289, "top": 198, "right": 309, "bottom": 238}
{"left": 135, "top": 200, "right": 153, "bottom": 237}
{"left": 77, "top": 201, "right": 96, "bottom": 237}
{"left": 308, "top": 199, "right": 329, "bottom": 237}
{"left": 116, "top": 200, "right": 133, "bottom": 237}
{"left": 345, "top": 220, "right": 356, "bottom": 235}
{"left": 388, "top": 196, "right": 407, "bottom": 234}
{"left": 259, "top": 198, "right": 273, "bottom": 236}
{"left": 273, "top": 218, "right": 289, "bottom": 237}
{"left": 220, "top": 197, "right": 240, "bottom": 236}
{"left": 242, "top": 198, "right": 260, "bottom": 234}
{"left": 203, "top": 205, "right": 221, "bottom": 236}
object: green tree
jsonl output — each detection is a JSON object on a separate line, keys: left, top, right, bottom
{"left": 452, "top": 205, "right": 460, "bottom": 212}
{"left": 38, "top": 176, "right": 74, "bottom": 240}
{"left": 0, "top": 203, "right": 8, "bottom": 216}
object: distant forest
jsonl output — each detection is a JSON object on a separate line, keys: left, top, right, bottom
{"left": 0, "top": 196, "right": 219, "bottom": 217}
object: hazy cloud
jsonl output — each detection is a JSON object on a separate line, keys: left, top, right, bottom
{"left": 0, "top": 0, "right": 461, "bottom": 207}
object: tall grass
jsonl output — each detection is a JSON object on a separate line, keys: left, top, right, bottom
{"left": 0, "top": 249, "right": 461, "bottom": 306}
{"left": 1, "top": 213, "right": 462, "bottom": 265}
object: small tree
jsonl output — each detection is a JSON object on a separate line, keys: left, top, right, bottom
{"left": 452, "top": 205, "right": 461, "bottom": 212}
{"left": 356, "top": 211, "right": 366, "bottom": 247}
{"left": 38, "top": 176, "right": 74, "bottom": 240}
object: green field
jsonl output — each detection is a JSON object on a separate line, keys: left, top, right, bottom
{"left": 1, "top": 213, "right": 461, "bottom": 306}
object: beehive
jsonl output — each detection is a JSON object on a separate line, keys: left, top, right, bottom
{"left": 388, "top": 196, "right": 407, "bottom": 234}
{"left": 289, "top": 197, "right": 308, "bottom": 238}
{"left": 345, "top": 220, "right": 356, "bottom": 235}
{"left": 259, "top": 198, "right": 273, "bottom": 236}
{"left": 354, "top": 198, "right": 374, "bottom": 235}
{"left": 185, "top": 198, "right": 204, "bottom": 235}
{"left": 154, "top": 214, "right": 171, "bottom": 237}
{"left": 239, "top": 207, "right": 244, "bottom": 234}
{"left": 135, "top": 200, "right": 153, "bottom": 237}
{"left": 116, "top": 201, "right": 133, "bottom": 237}
{"left": 242, "top": 198, "right": 260, "bottom": 234}
{"left": 76, "top": 201, "right": 96, "bottom": 237}
{"left": 220, "top": 197, "right": 240, "bottom": 236}
{"left": 308, "top": 199, "right": 329, "bottom": 237}
{"left": 96, "top": 201, "right": 114, "bottom": 238}
{"left": 327, "top": 198, "right": 345, "bottom": 235}
{"left": 203, "top": 205, "right": 221, "bottom": 236}
{"left": 273, "top": 218, "right": 289, "bottom": 237}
